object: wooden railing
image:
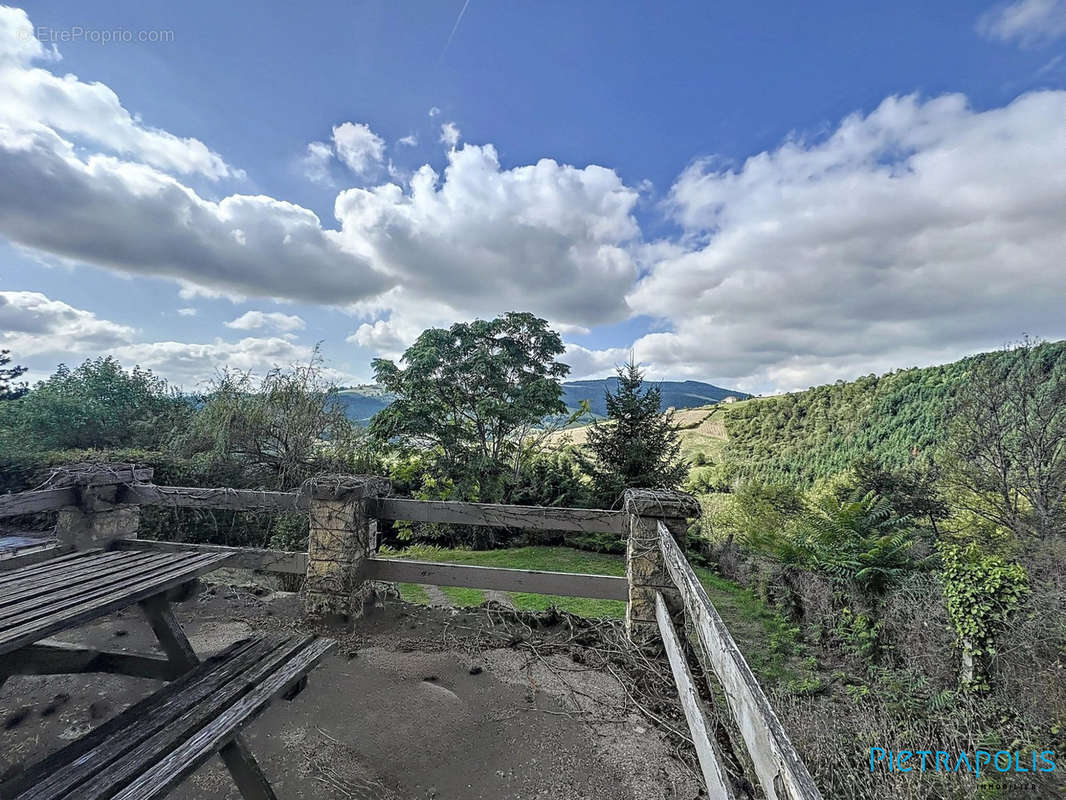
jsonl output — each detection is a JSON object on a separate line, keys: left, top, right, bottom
{"left": 656, "top": 520, "right": 822, "bottom": 800}
{"left": 0, "top": 464, "right": 821, "bottom": 798}
{"left": 0, "top": 472, "right": 627, "bottom": 600}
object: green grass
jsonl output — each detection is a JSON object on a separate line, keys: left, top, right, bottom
{"left": 439, "top": 585, "right": 485, "bottom": 606}
{"left": 381, "top": 544, "right": 810, "bottom": 687}
{"left": 396, "top": 582, "right": 430, "bottom": 604}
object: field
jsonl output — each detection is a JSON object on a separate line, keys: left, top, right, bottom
{"left": 545, "top": 399, "right": 751, "bottom": 466}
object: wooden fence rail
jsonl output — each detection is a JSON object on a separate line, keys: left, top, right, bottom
{"left": 658, "top": 521, "right": 822, "bottom": 800}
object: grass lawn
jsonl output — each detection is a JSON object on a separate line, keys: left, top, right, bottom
{"left": 383, "top": 544, "right": 809, "bottom": 687}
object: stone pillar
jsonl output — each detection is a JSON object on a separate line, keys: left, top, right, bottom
{"left": 53, "top": 463, "right": 153, "bottom": 550}
{"left": 303, "top": 475, "right": 390, "bottom": 623}
{"left": 623, "top": 488, "right": 701, "bottom": 642}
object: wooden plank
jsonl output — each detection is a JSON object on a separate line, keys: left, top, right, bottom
{"left": 372, "top": 497, "right": 625, "bottom": 533}
{"left": 8, "top": 637, "right": 277, "bottom": 800}
{"left": 658, "top": 522, "right": 822, "bottom": 800}
{"left": 47, "top": 465, "right": 153, "bottom": 488}
{"left": 0, "top": 641, "right": 181, "bottom": 681}
{"left": 0, "top": 549, "right": 96, "bottom": 584}
{"left": 69, "top": 637, "right": 313, "bottom": 800}
{"left": 364, "top": 558, "right": 628, "bottom": 600}
{"left": 0, "top": 551, "right": 173, "bottom": 609}
{"left": 0, "top": 487, "right": 77, "bottom": 518}
{"left": 118, "top": 484, "right": 308, "bottom": 513}
{"left": 0, "top": 553, "right": 189, "bottom": 624}
{"left": 114, "top": 538, "right": 307, "bottom": 575}
{"left": 656, "top": 593, "right": 736, "bottom": 800}
{"left": 0, "top": 544, "right": 72, "bottom": 573}
{"left": 0, "top": 553, "right": 231, "bottom": 656}
{"left": 110, "top": 638, "right": 335, "bottom": 800}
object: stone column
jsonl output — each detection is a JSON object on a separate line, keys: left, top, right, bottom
{"left": 303, "top": 475, "right": 391, "bottom": 623}
{"left": 623, "top": 488, "right": 701, "bottom": 642}
{"left": 53, "top": 463, "right": 153, "bottom": 550}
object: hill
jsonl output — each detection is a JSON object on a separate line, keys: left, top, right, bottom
{"left": 334, "top": 378, "right": 749, "bottom": 425}
{"left": 562, "top": 378, "right": 748, "bottom": 417}
{"left": 548, "top": 340, "right": 1066, "bottom": 487}
{"left": 722, "top": 339, "right": 1066, "bottom": 485}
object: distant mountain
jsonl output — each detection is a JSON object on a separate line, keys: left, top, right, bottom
{"left": 332, "top": 386, "right": 395, "bottom": 424}
{"left": 561, "top": 378, "right": 749, "bottom": 418}
{"left": 334, "top": 378, "right": 749, "bottom": 425}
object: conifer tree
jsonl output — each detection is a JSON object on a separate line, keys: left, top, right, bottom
{"left": 578, "top": 360, "right": 688, "bottom": 505}
{"left": 0, "top": 350, "right": 27, "bottom": 400}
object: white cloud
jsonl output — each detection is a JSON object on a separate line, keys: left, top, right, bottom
{"left": 396, "top": 134, "right": 418, "bottom": 147}
{"left": 335, "top": 143, "right": 640, "bottom": 339}
{"left": 225, "top": 310, "right": 306, "bottom": 332}
{"left": 978, "top": 0, "right": 1066, "bottom": 46}
{"left": 331, "top": 122, "right": 385, "bottom": 175}
{"left": 176, "top": 307, "right": 198, "bottom": 317}
{"left": 625, "top": 91, "right": 1066, "bottom": 392}
{"left": 112, "top": 336, "right": 317, "bottom": 388}
{"left": 302, "top": 140, "right": 333, "bottom": 183}
{"left": 428, "top": 106, "right": 441, "bottom": 117}
{"left": 0, "top": 290, "right": 134, "bottom": 356}
{"left": 561, "top": 343, "right": 629, "bottom": 380}
{"left": 439, "top": 122, "right": 461, "bottom": 148}
{"left": 0, "top": 121, "right": 392, "bottom": 304}
{"left": 0, "top": 7, "right": 239, "bottom": 179}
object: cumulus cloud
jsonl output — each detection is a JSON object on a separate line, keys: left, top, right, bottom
{"left": 978, "top": 0, "right": 1066, "bottom": 46}
{"left": 439, "top": 122, "right": 461, "bottom": 147}
{"left": 0, "top": 121, "right": 392, "bottom": 304}
{"left": 225, "top": 310, "right": 306, "bottom": 332}
{"left": 176, "top": 307, "right": 198, "bottom": 316}
{"left": 396, "top": 134, "right": 418, "bottom": 147}
{"left": 0, "top": 7, "right": 239, "bottom": 179}
{"left": 624, "top": 91, "right": 1066, "bottom": 392}
{"left": 0, "top": 290, "right": 134, "bottom": 356}
{"left": 335, "top": 143, "right": 640, "bottom": 333}
{"left": 332, "top": 122, "right": 386, "bottom": 175}
{"left": 428, "top": 106, "right": 441, "bottom": 117}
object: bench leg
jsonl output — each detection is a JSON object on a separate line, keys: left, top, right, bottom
{"left": 139, "top": 595, "right": 199, "bottom": 672}
{"left": 220, "top": 735, "right": 279, "bottom": 800}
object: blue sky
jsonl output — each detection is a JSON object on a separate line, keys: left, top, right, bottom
{"left": 2, "top": 0, "right": 1066, "bottom": 393}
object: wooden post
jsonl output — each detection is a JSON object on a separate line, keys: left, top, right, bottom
{"left": 623, "top": 488, "right": 700, "bottom": 642}
{"left": 303, "top": 475, "right": 390, "bottom": 623}
{"left": 52, "top": 463, "right": 153, "bottom": 551}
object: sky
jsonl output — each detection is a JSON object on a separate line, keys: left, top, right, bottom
{"left": 1, "top": 0, "right": 1065, "bottom": 395}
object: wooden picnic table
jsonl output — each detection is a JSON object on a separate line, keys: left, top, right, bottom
{"left": 0, "top": 547, "right": 335, "bottom": 800}
{"left": 0, "top": 548, "right": 231, "bottom": 679}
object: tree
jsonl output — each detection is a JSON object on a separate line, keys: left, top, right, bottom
{"left": 848, "top": 457, "right": 948, "bottom": 534}
{"left": 0, "top": 350, "right": 27, "bottom": 400}
{"left": 577, "top": 361, "right": 688, "bottom": 505}
{"left": 177, "top": 349, "right": 372, "bottom": 490}
{"left": 943, "top": 339, "right": 1066, "bottom": 539}
{"left": 4, "top": 357, "right": 189, "bottom": 451}
{"left": 370, "top": 312, "right": 569, "bottom": 503}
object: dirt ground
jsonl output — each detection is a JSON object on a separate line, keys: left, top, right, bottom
{"left": 0, "top": 576, "right": 704, "bottom": 800}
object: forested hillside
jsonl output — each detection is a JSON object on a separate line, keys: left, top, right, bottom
{"left": 722, "top": 339, "right": 1066, "bottom": 485}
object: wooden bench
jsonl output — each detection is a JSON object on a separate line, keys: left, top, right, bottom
{"left": 0, "top": 634, "right": 335, "bottom": 800}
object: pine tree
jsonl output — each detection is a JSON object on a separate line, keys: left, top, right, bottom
{"left": 0, "top": 350, "right": 28, "bottom": 401}
{"left": 578, "top": 360, "right": 688, "bottom": 505}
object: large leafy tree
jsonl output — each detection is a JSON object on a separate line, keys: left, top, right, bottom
{"left": 0, "top": 350, "right": 28, "bottom": 400}
{"left": 4, "top": 357, "right": 190, "bottom": 451}
{"left": 578, "top": 360, "right": 688, "bottom": 505}
{"left": 370, "top": 312, "right": 569, "bottom": 502}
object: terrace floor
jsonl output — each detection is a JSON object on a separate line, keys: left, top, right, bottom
{"left": 0, "top": 572, "right": 703, "bottom": 800}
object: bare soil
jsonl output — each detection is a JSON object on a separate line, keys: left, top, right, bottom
{"left": 0, "top": 577, "right": 703, "bottom": 799}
